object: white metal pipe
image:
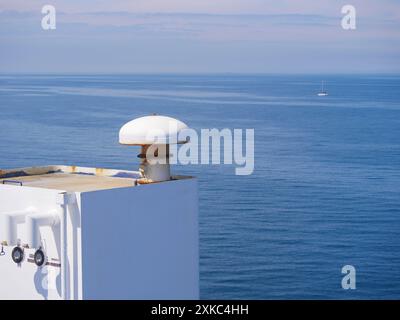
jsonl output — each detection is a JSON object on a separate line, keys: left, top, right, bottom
{"left": 57, "top": 193, "right": 68, "bottom": 300}
{"left": 25, "top": 211, "right": 60, "bottom": 249}
{"left": 140, "top": 162, "right": 171, "bottom": 182}
{"left": 140, "top": 145, "right": 171, "bottom": 182}
{"left": 0, "top": 209, "right": 36, "bottom": 246}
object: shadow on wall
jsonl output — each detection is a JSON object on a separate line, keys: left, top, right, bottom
{"left": 34, "top": 266, "right": 61, "bottom": 299}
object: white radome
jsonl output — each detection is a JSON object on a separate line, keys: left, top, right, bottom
{"left": 119, "top": 115, "right": 189, "bottom": 145}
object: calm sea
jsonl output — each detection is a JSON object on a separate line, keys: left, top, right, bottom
{"left": 0, "top": 74, "right": 399, "bottom": 299}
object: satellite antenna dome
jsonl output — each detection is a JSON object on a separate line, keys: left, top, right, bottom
{"left": 119, "top": 115, "right": 190, "bottom": 183}
{"left": 119, "top": 115, "right": 189, "bottom": 145}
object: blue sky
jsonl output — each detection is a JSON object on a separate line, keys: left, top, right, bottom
{"left": 0, "top": 0, "right": 399, "bottom": 73}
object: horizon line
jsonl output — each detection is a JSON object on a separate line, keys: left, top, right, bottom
{"left": 1, "top": 71, "right": 400, "bottom": 76}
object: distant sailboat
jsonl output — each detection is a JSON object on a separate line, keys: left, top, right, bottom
{"left": 317, "top": 81, "right": 328, "bottom": 96}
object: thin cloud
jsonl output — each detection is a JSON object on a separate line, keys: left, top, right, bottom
{"left": 0, "top": 1, "right": 399, "bottom": 73}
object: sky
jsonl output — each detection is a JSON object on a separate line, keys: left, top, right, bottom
{"left": 0, "top": 0, "right": 399, "bottom": 73}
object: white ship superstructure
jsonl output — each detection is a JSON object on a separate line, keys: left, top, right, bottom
{"left": 0, "top": 116, "right": 199, "bottom": 300}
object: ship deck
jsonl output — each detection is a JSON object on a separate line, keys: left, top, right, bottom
{"left": 0, "top": 165, "right": 140, "bottom": 192}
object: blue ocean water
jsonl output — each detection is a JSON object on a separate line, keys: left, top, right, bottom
{"left": 0, "top": 74, "right": 399, "bottom": 299}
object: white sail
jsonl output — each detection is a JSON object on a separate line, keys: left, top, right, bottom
{"left": 317, "top": 80, "right": 328, "bottom": 96}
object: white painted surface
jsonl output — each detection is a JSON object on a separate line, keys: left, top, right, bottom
{"left": 0, "top": 209, "right": 36, "bottom": 246}
{"left": 0, "top": 167, "right": 198, "bottom": 300}
{"left": 81, "top": 178, "right": 199, "bottom": 299}
{"left": 0, "top": 246, "right": 62, "bottom": 300}
{"left": 0, "top": 185, "right": 70, "bottom": 300}
{"left": 119, "top": 115, "right": 189, "bottom": 145}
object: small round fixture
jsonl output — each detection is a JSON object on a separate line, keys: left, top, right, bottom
{"left": 34, "top": 248, "right": 46, "bottom": 267}
{"left": 11, "top": 246, "right": 24, "bottom": 264}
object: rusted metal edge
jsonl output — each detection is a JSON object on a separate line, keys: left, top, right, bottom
{"left": 0, "top": 165, "right": 141, "bottom": 180}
